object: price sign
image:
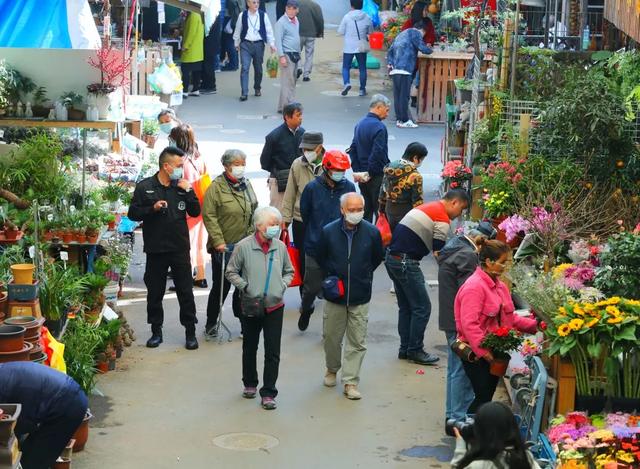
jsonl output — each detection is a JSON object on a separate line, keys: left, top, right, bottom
{"left": 60, "top": 251, "right": 69, "bottom": 261}
{"left": 28, "top": 246, "right": 35, "bottom": 259}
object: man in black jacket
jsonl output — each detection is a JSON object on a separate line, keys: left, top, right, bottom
{"left": 296, "top": 0, "right": 324, "bottom": 81}
{"left": 0, "top": 362, "right": 88, "bottom": 469}
{"left": 128, "top": 146, "right": 201, "bottom": 350}
{"left": 260, "top": 102, "right": 304, "bottom": 210}
{"left": 316, "top": 192, "right": 384, "bottom": 400}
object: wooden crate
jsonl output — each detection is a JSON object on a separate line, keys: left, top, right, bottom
{"left": 604, "top": 0, "right": 640, "bottom": 43}
{"left": 128, "top": 45, "right": 173, "bottom": 96}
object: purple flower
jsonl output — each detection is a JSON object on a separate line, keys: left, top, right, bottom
{"left": 498, "top": 215, "right": 531, "bottom": 242}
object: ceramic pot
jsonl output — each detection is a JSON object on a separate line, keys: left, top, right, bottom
{"left": 72, "top": 410, "right": 93, "bottom": 452}
{"left": 0, "top": 341, "right": 33, "bottom": 362}
{"left": 77, "top": 234, "right": 87, "bottom": 244}
{"left": 62, "top": 232, "right": 73, "bottom": 244}
{"left": 0, "top": 325, "right": 26, "bottom": 353}
{"left": 0, "top": 404, "right": 21, "bottom": 446}
{"left": 4, "top": 229, "right": 20, "bottom": 240}
{"left": 10, "top": 264, "right": 34, "bottom": 285}
{"left": 489, "top": 357, "right": 510, "bottom": 377}
{"left": 0, "top": 291, "right": 7, "bottom": 319}
{"left": 87, "top": 234, "right": 99, "bottom": 244}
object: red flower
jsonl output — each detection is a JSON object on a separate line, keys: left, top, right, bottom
{"left": 539, "top": 321, "right": 547, "bottom": 330}
{"left": 494, "top": 327, "right": 510, "bottom": 337}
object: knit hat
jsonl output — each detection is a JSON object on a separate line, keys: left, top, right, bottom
{"left": 299, "top": 131, "right": 323, "bottom": 149}
{"left": 468, "top": 221, "right": 497, "bottom": 240}
{"left": 286, "top": 0, "right": 299, "bottom": 7}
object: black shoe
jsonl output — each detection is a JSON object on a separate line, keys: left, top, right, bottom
{"left": 296, "top": 69, "right": 303, "bottom": 80}
{"left": 194, "top": 279, "right": 208, "bottom": 288}
{"left": 410, "top": 96, "right": 417, "bottom": 108}
{"left": 185, "top": 334, "right": 199, "bottom": 350}
{"left": 398, "top": 351, "right": 408, "bottom": 360}
{"left": 200, "top": 88, "right": 217, "bottom": 95}
{"left": 255, "top": 90, "right": 262, "bottom": 97}
{"left": 221, "top": 66, "right": 238, "bottom": 72}
{"left": 407, "top": 351, "right": 440, "bottom": 365}
{"left": 303, "top": 76, "right": 310, "bottom": 82}
{"left": 341, "top": 84, "right": 351, "bottom": 96}
{"left": 240, "top": 95, "right": 248, "bottom": 101}
{"left": 146, "top": 329, "right": 163, "bottom": 348}
{"left": 298, "top": 307, "right": 313, "bottom": 331}
{"left": 168, "top": 285, "right": 177, "bottom": 292}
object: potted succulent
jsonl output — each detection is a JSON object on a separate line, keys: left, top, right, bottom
{"left": 142, "top": 119, "right": 159, "bottom": 148}
{"left": 60, "top": 91, "right": 85, "bottom": 120}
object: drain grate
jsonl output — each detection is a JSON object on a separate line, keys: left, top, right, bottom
{"left": 213, "top": 432, "right": 280, "bottom": 452}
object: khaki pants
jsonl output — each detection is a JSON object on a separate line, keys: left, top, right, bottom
{"left": 278, "top": 54, "right": 297, "bottom": 113}
{"left": 268, "top": 178, "right": 284, "bottom": 211}
{"left": 323, "top": 301, "right": 369, "bottom": 385}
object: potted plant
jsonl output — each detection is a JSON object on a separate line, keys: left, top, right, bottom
{"left": 441, "top": 160, "right": 473, "bottom": 190}
{"left": 86, "top": 222, "right": 101, "bottom": 244}
{"left": 87, "top": 43, "right": 131, "bottom": 119}
{"left": 101, "top": 183, "right": 128, "bottom": 211}
{"left": 142, "top": 119, "right": 159, "bottom": 148}
{"left": 82, "top": 273, "right": 109, "bottom": 322}
{"left": 480, "top": 326, "right": 524, "bottom": 377}
{"left": 31, "top": 86, "right": 49, "bottom": 118}
{"left": 39, "top": 263, "right": 89, "bottom": 336}
{"left": 266, "top": 55, "right": 278, "bottom": 78}
{"left": 105, "top": 213, "right": 116, "bottom": 231}
{"left": 2, "top": 218, "right": 21, "bottom": 240}
{"left": 60, "top": 91, "right": 85, "bottom": 120}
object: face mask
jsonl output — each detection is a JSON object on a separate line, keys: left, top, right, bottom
{"left": 330, "top": 171, "right": 345, "bottom": 182}
{"left": 264, "top": 225, "right": 281, "bottom": 239}
{"left": 303, "top": 150, "right": 317, "bottom": 162}
{"left": 168, "top": 165, "right": 183, "bottom": 181}
{"left": 231, "top": 166, "right": 246, "bottom": 179}
{"left": 160, "top": 122, "right": 175, "bottom": 134}
{"left": 345, "top": 211, "right": 364, "bottom": 225}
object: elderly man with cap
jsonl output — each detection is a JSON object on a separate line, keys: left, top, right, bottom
{"left": 281, "top": 130, "right": 325, "bottom": 288}
{"left": 275, "top": 0, "right": 302, "bottom": 113}
{"left": 436, "top": 220, "right": 497, "bottom": 426}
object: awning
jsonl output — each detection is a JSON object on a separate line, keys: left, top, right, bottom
{"left": 160, "top": 0, "right": 221, "bottom": 30}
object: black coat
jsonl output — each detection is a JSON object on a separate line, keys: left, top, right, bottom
{"left": 259, "top": 123, "right": 305, "bottom": 176}
{"left": 128, "top": 173, "right": 200, "bottom": 253}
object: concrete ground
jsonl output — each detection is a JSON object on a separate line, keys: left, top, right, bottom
{"left": 74, "top": 27, "right": 457, "bottom": 469}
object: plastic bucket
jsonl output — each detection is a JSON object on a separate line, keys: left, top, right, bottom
{"left": 369, "top": 32, "right": 384, "bottom": 50}
{"left": 11, "top": 264, "right": 34, "bottom": 285}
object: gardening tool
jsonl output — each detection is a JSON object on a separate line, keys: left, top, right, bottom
{"left": 214, "top": 248, "right": 232, "bottom": 344}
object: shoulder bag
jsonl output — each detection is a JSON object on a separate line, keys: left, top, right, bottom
{"left": 354, "top": 20, "right": 370, "bottom": 54}
{"left": 275, "top": 168, "right": 290, "bottom": 192}
{"left": 240, "top": 250, "right": 275, "bottom": 319}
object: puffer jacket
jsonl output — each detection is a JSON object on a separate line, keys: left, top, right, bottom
{"left": 281, "top": 155, "right": 323, "bottom": 223}
{"left": 202, "top": 174, "right": 258, "bottom": 250}
{"left": 378, "top": 159, "right": 424, "bottom": 208}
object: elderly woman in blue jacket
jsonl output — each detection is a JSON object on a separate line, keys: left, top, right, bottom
{"left": 316, "top": 192, "right": 385, "bottom": 400}
{"left": 386, "top": 21, "right": 433, "bottom": 128}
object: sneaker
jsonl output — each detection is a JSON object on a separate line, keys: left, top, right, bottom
{"left": 240, "top": 95, "right": 248, "bottom": 102}
{"left": 255, "top": 90, "right": 262, "bottom": 97}
{"left": 242, "top": 387, "right": 257, "bottom": 399}
{"left": 182, "top": 93, "right": 189, "bottom": 99}
{"left": 341, "top": 84, "right": 351, "bottom": 96}
{"left": 200, "top": 88, "right": 217, "bottom": 95}
{"left": 261, "top": 396, "right": 277, "bottom": 410}
{"left": 188, "top": 90, "right": 200, "bottom": 97}
{"left": 323, "top": 370, "right": 337, "bottom": 387}
{"left": 344, "top": 384, "right": 362, "bottom": 400}
{"left": 303, "top": 76, "right": 310, "bottom": 82}
{"left": 193, "top": 279, "right": 208, "bottom": 288}
{"left": 359, "top": 89, "right": 367, "bottom": 96}
{"left": 397, "top": 120, "right": 419, "bottom": 128}
{"left": 407, "top": 350, "right": 440, "bottom": 365}
{"left": 214, "top": 68, "right": 222, "bottom": 73}
{"left": 204, "top": 325, "right": 218, "bottom": 341}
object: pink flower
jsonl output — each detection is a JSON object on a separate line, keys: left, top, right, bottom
{"left": 498, "top": 214, "right": 531, "bottom": 242}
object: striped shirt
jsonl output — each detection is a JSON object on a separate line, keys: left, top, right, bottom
{"left": 388, "top": 201, "right": 451, "bottom": 260}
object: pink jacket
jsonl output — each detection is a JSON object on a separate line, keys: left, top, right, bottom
{"left": 454, "top": 267, "right": 537, "bottom": 358}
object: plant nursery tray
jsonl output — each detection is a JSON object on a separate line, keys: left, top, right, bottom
{"left": 0, "top": 232, "right": 24, "bottom": 244}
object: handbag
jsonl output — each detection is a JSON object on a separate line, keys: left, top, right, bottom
{"left": 354, "top": 20, "right": 370, "bottom": 54}
{"left": 321, "top": 276, "right": 345, "bottom": 301}
{"left": 450, "top": 338, "right": 478, "bottom": 362}
{"left": 240, "top": 250, "right": 275, "bottom": 319}
{"left": 375, "top": 212, "right": 392, "bottom": 247}
{"left": 275, "top": 168, "right": 290, "bottom": 192}
{"left": 281, "top": 231, "right": 302, "bottom": 287}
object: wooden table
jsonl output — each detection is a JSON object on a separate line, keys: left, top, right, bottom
{"left": 416, "top": 51, "right": 476, "bottom": 123}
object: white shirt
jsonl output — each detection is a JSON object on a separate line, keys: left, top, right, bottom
{"left": 233, "top": 10, "right": 275, "bottom": 48}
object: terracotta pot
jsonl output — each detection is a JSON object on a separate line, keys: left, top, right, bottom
{"left": 96, "top": 360, "right": 109, "bottom": 374}
{"left": 31, "top": 351, "right": 47, "bottom": 364}
{"left": 4, "top": 316, "right": 43, "bottom": 340}
{"left": 87, "top": 234, "right": 99, "bottom": 244}
{"left": 490, "top": 217, "right": 508, "bottom": 243}
{"left": 0, "top": 291, "right": 7, "bottom": 319}
{"left": 0, "top": 341, "right": 33, "bottom": 363}
{"left": 10, "top": 264, "right": 34, "bottom": 285}
{"left": 268, "top": 69, "right": 277, "bottom": 78}
{"left": 508, "top": 234, "right": 524, "bottom": 249}
{"left": 107, "top": 221, "right": 116, "bottom": 231}
{"left": 489, "top": 357, "right": 510, "bottom": 377}
{"left": 4, "top": 229, "right": 20, "bottom": 240}
{"left": 67, "top": 108, "right": 85, "bottom": 120}
{"left": 71, "top": 232, "right": 80, "bottom": 242}
{"left": 52, "top": 457, "right": 71, "bottom": 469}
{"left": 44, "top": 230, "right": 54, "bottom": 241}
{"left": 77, "top": 234, "right": 87, "bottom": 244}
{"left": 62, "top": 232, "right": 74, "bottom": 244}
{"left": 0, "top": 404, "right": 21, "bottom": 446}
{"left": 0, "top": 325, "right": 26, "bottom": 353}
{"left": 72, "top": 410, "right": 92, "bottom": 452}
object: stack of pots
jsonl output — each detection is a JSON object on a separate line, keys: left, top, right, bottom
{"left": 2, "top": 316, "right": 45, "bottom": 363}
{"left": 0, "top": 324, "right": 32, "bottom": 363}
{"left": 7, "top": 264, "right": 39, "bottom": 311}
{"left": 0, "top": 283, "right": 6, "bottom": 321}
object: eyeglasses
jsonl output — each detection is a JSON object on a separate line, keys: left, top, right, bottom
{"left": 493, "top": 260, "right": 513, "bottom": 268}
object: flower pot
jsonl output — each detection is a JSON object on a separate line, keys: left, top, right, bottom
{"left": 77, "top": 234, "right": 87, "bottom": 244}
{"left": 87, "top": 234, "right": 99, "bottom": 244}
{"left": 67, "top": 108, "right": 85, "bottom": 120}
{"left": 53, "top": 457, "right": 71, "bottom": 469}
{"left": 8, "top": 280, "right": 39, "bottom": 301}
{"left": 0, "top": 341, "right": 33, "bottom": 362}
{"left": 96, "top": 359, "right": 108, "bottom": 374}
{"left": 62, "top": 232, "right": 74, "bottom": 244}
{"left": 0, "top": 404, "right": 21, "bottom": 446}
{"left": 4, "top": 229, "right": 20, "bottom": 240}
{"left": 10, "top": 264, "right": 34, "bottom": 285}
{"left": 31, "top": 350, "right": 47, "bottom": 364}
{"left": 44, "top": 230, "right": 54, "bottom": 241}
{"left": 89, "top": 92, "right": 111, "bottom": 120}
{"left": 108, "top": 357, "right": 116, "bottom": 371}
{"left": 0, "top": 291, "right": 7, "bottom": 318}
{"left": 508, "top": 234, "right": 524, "bottom": 249}
{"left": 107, "top": 221, "right": 116, "bottom": 231}
{"left": 0, "top": 325, "right": 26, "bottom": 352}
{"left": 490, "top": 217, "right": 508, "bottom": 243}
{"left": 268, "top": 69, "right": 277, "bottom": 78}
{"left": 143, "top": 134, "right": 158, "bottom": 148}
{"left": 489, "top": 357, "right": 510, "bottom": 377}
{"left": 72, "top": 410, "right": 92, "bottom": 452}
{"left": 4, "top": 316, "right": 43, "bottom": 340}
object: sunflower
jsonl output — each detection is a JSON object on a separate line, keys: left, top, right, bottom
{"left": 605, "top": 305, "right": 621, "bottom": 316}
{"left": 585, "top": 317, "right": 600, "bottom": 328}
{"left": 606, "top": 297, "right": 621, "bottom": 305}
{"left": 557, "top": 324, "right": 572, "bottom": 337}
{"left": 569, "top": 318, "right": 585, "bottom": 331}
{"left": 607, "top": 316, "right": 624, "bottom": 324}
{"left": 558, "top": 306, "right": 567, "bottom": 316}
{"left": 573, "top": 306, "right": 585, "bottom": 316}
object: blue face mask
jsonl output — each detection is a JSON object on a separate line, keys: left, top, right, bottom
{"left": 169, "top": 165, "right": 183, "bottom": 181}
{"left": 265, "top": 225, "right": 281, "bottom": 239}
{"left": 330, "top": 171, "right": 345, "bottom": 182}
{"left": 160, "top": 122, "right": 175, "bottom": 134}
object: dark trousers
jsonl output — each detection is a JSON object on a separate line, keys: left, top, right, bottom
{"left": 202, "top": 19, "right": 221, "bottom": 90}
{"left": 144, "top": 251, "right": 197, "bottom": 330}
{"left": 392, "top": 73, "right": 413, "bottom": 123}
{"left": 206, "top": 251, "right": 242, "bottom": 328}
{"left": 359, "top": 174, "right": 383, "bottom": 223}
{"left": 181, "top": 61, "right": 203, "bottom": 93}
{"left": 291, "top": 219, "right": 306, "bottom": 292}
{"left": 240, "top": 40, "right": 265, "bottom": 96}
{"left": 18, "top": 387, "right": 88, "bottom": 469}
{"left": 342, "top": 52, "right": 367, "bottom": 90}
{"left": 462, "top": 358, "right": 499, "bottom": 414}
{"left": 385, "top": 202, "right": 413, "bottom": 232}
{"left": 242, "top": 306, "right": 284, "bottom": 398}
{"left": 221, "top": 26, "right": 238, "bottom": 70}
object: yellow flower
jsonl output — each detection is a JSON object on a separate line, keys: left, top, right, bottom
{"left": 605, "top": 305, "right": 621, "bottom": 316}
{"left": 606, "top": 297, "right": 621, "bottom": 305}
{"left": 607, "top": 316, "right": 623, "bottom": 324}
{"left": 585, "top": 317, "right": 600, "bottom": 328}
{"left": 557, "top": 324, "right": 572, "bottom": 336}
{"left": 590, "top": 429, "right": 615, "bottom": 440}
{"left": 552, "top": 263, "right": 573, "bottom": 279}
{"left": 569, "top": 318, "right": 584, "bottom": 330}
{"left": 558, "top": 306, "right": 567, "bottom": 316}
{"left": 573, "top": 306, "right": 585, "bottom": 316}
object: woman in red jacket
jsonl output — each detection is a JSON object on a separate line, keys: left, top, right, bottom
{"left": 401, "top": 1, "right": 436, "bottom": 45}
{"left": 454, "top": 239, "right": 537, "bottom": 414}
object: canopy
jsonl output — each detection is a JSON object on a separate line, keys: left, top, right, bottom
{"left": 0, "top": 0, "right": 100, "bottom": 49}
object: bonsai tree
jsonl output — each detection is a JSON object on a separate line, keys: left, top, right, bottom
{"left": 87, "top": 43, "right": 131, "bottom": 95}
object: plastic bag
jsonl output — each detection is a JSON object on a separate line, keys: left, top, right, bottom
{"left": 363, "top": 0, "right": 380, "bottom": 28}
{"left": 41, "top": 327, "right": 66, "bottom": 373}
{"left": 281, "top": 231, "right": 302, "bottom": 287}
{"left": 376, "top": 213, "right": 392, "bottom": 247}
{"left": 148, "top": 63, "right": 183, "bottom": 94}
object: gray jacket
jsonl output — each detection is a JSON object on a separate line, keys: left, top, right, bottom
{"left": 225, "top": 234, "right": 295, "bottom": 309}
{"left": 436, "top": 235, "right": 479, "bottom": 332}
{"left": 297, "top": 0, "right": 324, "bottom": 38}
{"left": 337, "top": 9, "right": 372, "bottom": 54}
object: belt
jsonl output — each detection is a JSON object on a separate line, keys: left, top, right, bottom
{"left": 388, "top": 251, "right": 421, "bottom": 261}
{"left": 243, "top": 39, "right": 263, "bottom": 43}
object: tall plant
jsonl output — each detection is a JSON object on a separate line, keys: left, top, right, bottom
{"left": 39, "top": 263, "right": 89, "bottom": 321}
{"left": 595, "top": 232, "right": 640, "bottom": 299}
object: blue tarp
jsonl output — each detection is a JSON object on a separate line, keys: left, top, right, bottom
{"left": 0, "top": 0, "right": 72, "bottom": 48}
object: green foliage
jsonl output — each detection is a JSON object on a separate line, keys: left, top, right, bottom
{"left": 63, "top": 318, "right": 104, "bottom": 394}
{"left": 0, "top": 61, "right": 36, "bottom": 106}
{"left": 82, "top": 273, "right": 109, "bottom": 311}
{"left": 60, "top": 91, "right": 83, "bottom": 108}
{"left": 101, "top": 182, "right": 129, "bottom": 204}
{"left": 142, "top": 119, "right": 159, "bottom": 136}
{"left": 515, "top": 48, "right": 586, "bottom": 101}
{"left": 0, "top": 245, "right": 27, "bottom": 284}
{"left": 39, "top": 263, "right": 89, "bottom": 321}
{"left": 595, "top": 232, "right": 640, "bottom": 299}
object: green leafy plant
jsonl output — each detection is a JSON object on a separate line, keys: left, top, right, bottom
{"left": 142, "top": 119, "right": 159, "bottom": 137}
{"left": 82, "top": 273, "right": 109, "bottom": 313}
{"left": 594, "top": 232, "right": 640, "bottom": 299}
{"left": 39, "top": 263, "right": 89, "bottom": 321}
{"left": 60, "top": 91, "right": 83, "bottom": 109}
{"left": 63, "top": 317, "right": 103, "bottom": 394}
{"left": 101, "top": 183, "right": 129, "bottom": 204}
{"left": 0, "top": 244, "right": 27, "bottom": 284}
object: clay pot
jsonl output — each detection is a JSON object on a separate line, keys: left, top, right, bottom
{"left": 31, "top": 351, "right": 47, "bottom": 364}
{"left": 72, "top": 410, "right": 92, "bottom": 452}
{"left": 0, "top": 291, "right": 7, "bottom": 319}
{"left": 4, "top": 229, "right": 20, "bottom": 240}
{"left": 0, "top": 404, "right": 21, "bottom": 446}
{"left": 62, "top": 232, "right": 74, "bottom": 244}
{"left": 87, "top": 234, "right": 99, "bottom": 244}
{"left": 52, "top": 457, "right": 71, "bottom": 469}
{"left": 77, "top": 234, "right": 87, "bottom": 244}
{"left": 44, "top": 230, "right": 54, "bottom": 241}
{"left": 0, "top": 341, "right": 33, "bottom": 363}
{"left": 107, "top": 221, "right": 116, "bottom": 231}
{"left": 68, "top": 108, "right": 85, "bottom": 120}
{"left": 4, "top": 316, "right": 43, "bottom": 341}
{"left": 489, "top": 357, "right": 510, "bottom": 377}
{"left": 10, "top": 264, "right": 34, "bottom": 285}
{"left": 0, "top": 325, "right": 26, "bottom": 353}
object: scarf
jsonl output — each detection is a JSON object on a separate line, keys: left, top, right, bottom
{"left": 223, "top": 172, "right": 247, "bottom": 191}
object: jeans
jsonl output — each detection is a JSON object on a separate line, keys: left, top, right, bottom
{"left": 240, "top": 40, "right": 265, "bottom": 96}
{"left": 358, "top": 174, "right": 383, "bottom": 223}
{"left": 384, "top": 252, "right": 431, "bottom": 355}
{"left": 462, "top": 358, "right": 499, "bottom": 414}
{"left": 445, "top": 331, "right": 475, "bottom": 421}
{"left": 206, "top": 251, "right": 242, "bottom": 329}
{"left": 242, "top": 306, "right": 284, "bottom": 398}
{"left": 392, "top": 73, "right": 413, "bottom": 123}
{"left": 342, "top": 52, "right": 367, "bottom": 90}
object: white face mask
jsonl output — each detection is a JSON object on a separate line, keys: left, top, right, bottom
{"left": 303, "top": 150, "right": 317, "bottom": 162}
{"left": 231, "top": 166, "right": 246, "bottom": 179}
{"left": 344, "top": 211, "right": 364, "bottom": 225}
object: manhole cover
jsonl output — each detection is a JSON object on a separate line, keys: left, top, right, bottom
{"left": 213, "top": 432, "right": 280, "bottom": 451}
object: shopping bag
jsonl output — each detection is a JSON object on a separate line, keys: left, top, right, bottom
{"left": 41, "top": 326, "right": 67, "bottom": 373}
{"left": 192, "top": 172, "right": 212, "bottom": 205}
{"left": 363, "top": 0, "right": 380, "bottom": 28}
{"left": 376, "top": 212, "right": 392, "bottom": 247}
{"left": 281, "top": 230, "right": 302, "bottom": 287}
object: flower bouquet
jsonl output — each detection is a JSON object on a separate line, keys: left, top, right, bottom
{"left": 480, "top": 326, "right": 524, "bottom": 376}
{"left": 441, "top": 161, "right": 472, "bottom": 189}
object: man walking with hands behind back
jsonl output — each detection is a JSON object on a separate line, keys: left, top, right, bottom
{"left": 349, "top": 94, "right": 391, "bottom": 223}
{"left": 296, "top": 0, "right": 324, "bottom": 82}
{"left": 128, "top": 147, "right": 201, "bottom": 350}
{"left": 275, "top": 0, "right": 302, "bottom": 113}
